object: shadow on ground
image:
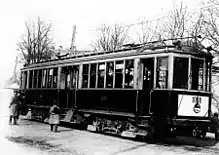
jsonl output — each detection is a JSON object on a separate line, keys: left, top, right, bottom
{"left": 22, "top": 120, "right": 219, "bottom": 154}
{"left": 5, "top": 136, "right": 59, "bottom": 150}
{"left": 161, "top": 136, "right": 217, "bottom": 147}
{"left": 157, "top": 136, "right": 219, "bottom": 153}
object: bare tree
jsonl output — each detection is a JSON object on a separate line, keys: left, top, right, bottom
{"left": 92, "top": 24, "right": 129, "bottom": 52}
{"left": 202, "top": 0, "right": 219, "bottom": 51}
{"left": 17, "top": 17, "right": 54, "bottom": 64}
{"left": 162, "top": 1, "right": 189, "bottom": 39}
{"left": 136, "top": 20, "right": 159, "bottom": 44}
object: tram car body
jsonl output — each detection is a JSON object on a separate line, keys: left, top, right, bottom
{"left": 19, "top": 40, "right": 213, "bottom": 140}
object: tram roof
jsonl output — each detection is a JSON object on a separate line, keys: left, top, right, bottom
{"left": 21, "top": 44, "right": 213, "bottom": 70}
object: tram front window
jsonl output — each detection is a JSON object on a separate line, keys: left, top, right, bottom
{"left": 156, "top": 57, "right": 168, "bottom": 89}
{"left": 173, "top": 57, "right": 189, "bottom": 89}
{"left": 191, "top": 59, "right": 204, "bottom": 91}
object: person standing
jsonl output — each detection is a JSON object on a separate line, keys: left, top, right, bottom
{"left": 211, "top": 112, "right": 219, "bottom": 141}
{"left": 49, "top": 100, "right": 61, "bottom": 132}
{"left": 9, "top": 91, "right": 20, "bottom": 125}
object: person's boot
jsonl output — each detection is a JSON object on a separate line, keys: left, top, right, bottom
{"left": 54, "top": 125, "right": 58, "bottom": 133}
{"left": 9, "top": 116, "right": 12, "bottom": 125}
{"left": 13, "top": 116, "right": 18, "bottom": 125}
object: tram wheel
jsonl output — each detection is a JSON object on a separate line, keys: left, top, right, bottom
{"left": 199, "top": 131, "right": 206, "bottom": 139}
{"left": 146, "top": 124, "right": 158, "bottom": 143}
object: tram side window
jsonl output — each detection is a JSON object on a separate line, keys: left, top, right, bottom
{"left": 90, "top": 64, "right": 97, "bottom": 88}
{"left": 191, "top": 59, "right": 204, "bottom": 90}
{"left": 82, "top": 64, "right": 89, "bottom": 88}
{"left": 29, "top": 70, "right": 33, "bottom": 88}
{"left": 38, "top": 69, "right": 43, "bottom": 88}
{"left": 173, "top": 57, "right": 189, "bottom": 89}
{"left": 98, "top": 63, "right": 105, "bottom": 88}
{"left": 47, "top": 68, "right": 53, "bottom": 88}
{"left": 42, "top": 69, "right": 47, "bottom": 88}
{"left": 106, "top": 61, "right": 114, "bottom": 88}
{"left": 21, "top": 71, "right": 27, "bottom": 89}
{"left": 156, "top": 57, "right": 168, "bottom": 89}
{"left": 60, "top": 67, "right": 66, "bottom": 89}
{"left": 66, "top": 67, "right": 71, "bottom": 89}
{"left": 125, "top": 60, "right": 134, "bottom": 88}
{"left": 205, "top": 61, "right": 211, "bottom": 91}
{"left": 71, "top": 65, "right": 79, "bottom": 88}
{"left": 115, "top": 61, "right": 124, "bottom": 88}
{"left": 53, "top": 68, "right": 58, "bottom": 88}
{"left": 33, "top": 70, "right": 38, "bottom": 88}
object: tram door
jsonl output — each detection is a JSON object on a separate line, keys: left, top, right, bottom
{"left": 139, "top": 58, "right": 154, "bottom": 116}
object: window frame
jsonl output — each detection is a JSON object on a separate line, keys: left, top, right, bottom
{"left": 190, "top": 58, "right": 205, "bottom": 91}
{"left": 124, "top": 59, "right": 134, "bottom": 89}
{"left": 173, "top": 57, "right": 189, "bottom": 89}
{"left": 155, "top": 56, "right": 169, "bottom": 89}
{"left": 82, "top": 64, "right": 90, "bottom": 88}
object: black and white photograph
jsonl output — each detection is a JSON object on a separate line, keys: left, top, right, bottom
{"left": 1, "top": 0, "right": 219, "bottom": 154}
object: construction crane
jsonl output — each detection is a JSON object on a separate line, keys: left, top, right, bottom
{"left": 70, "top": 25, "right": 76, "bottom": 56}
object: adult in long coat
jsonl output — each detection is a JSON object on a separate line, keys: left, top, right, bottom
{"left": 49, "top": 100, "right": 60, "bottom": 132}
{"left": 211, "top": 113, "right": 219, "bottom": 141}
{"left": 9, "top": 91, "right": 20, "bottom": 125}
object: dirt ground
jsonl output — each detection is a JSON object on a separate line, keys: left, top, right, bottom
{"left": 1, "top": 89, "right": 219, "bottom": 155}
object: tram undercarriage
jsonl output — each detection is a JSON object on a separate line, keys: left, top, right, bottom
{"left": 21, "top": 104, "right": 216, "bottom": 142}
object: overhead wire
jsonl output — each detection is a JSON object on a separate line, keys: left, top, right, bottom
{"left": 87, "top": 1, "right": 219, "bottom": 32}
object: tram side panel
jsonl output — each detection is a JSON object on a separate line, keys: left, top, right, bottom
{"left": 150, "top": 90, "right": 175, "bottom": 118}
{"left": 58, "top": 89, "right": 76, "bottom": 109}
{"left": 24, "top": 89, "right": 59, "bottom": 120}
{"left": 25, "top": 89, "right": 58, "bottom": 106}
{"left": 76, "top": 89, "right": 137, "bottom": 114}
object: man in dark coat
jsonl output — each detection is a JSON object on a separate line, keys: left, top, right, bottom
{"left": 9, "top": 91, "right": 20, "bottom": 125}
{"left": 211, "top": 112, "right": 219, "bottom": 141}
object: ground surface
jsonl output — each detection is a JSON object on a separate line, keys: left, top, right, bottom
{"left": 1, "top": 89, "right": 219, "bottom": 155}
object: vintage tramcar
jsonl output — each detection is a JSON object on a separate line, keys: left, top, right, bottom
{"left": 19, "top": 39, "right": 214, "bottom": 141}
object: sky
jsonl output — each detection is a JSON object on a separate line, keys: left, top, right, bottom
{"left": 0, "top": 0, "right": 208, "bottom": 88}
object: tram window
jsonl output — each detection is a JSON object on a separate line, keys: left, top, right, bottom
{"left": 42, "top": 69, "right": 47, "bottom": 88}
{"left": 66, "top": 67, "right": 72, "bottom": 89}
{"left": 125, "top": 60, "right": 134, "bottom": 88}
{"left": 173, "top": 57, "right": 189, "bottom": 89}
{"left": 156, "top": 57, "right": 168, "bottom": 89}
{"left": 38, "top": 69, "right": 42, "bottom": 88}
{"left": 68, "top": 67, "right": 73, "bottom": 89}
{"left": 71, "top": 65, "right": 79, "bottom": 88}
{"left": 53, "top": 68, "right": 58, "bottom": 88}
{"left": 205, "top": 61, "right": 211, "bottom": 91}
{"left": 106, "top": 61, "right": 114, "bottom": 88}
{"left": 90, "top": 64, "right": 97, "bottom": 88}
{"left": 60, "top": 67, "right": 66, "bottom": 89}
{"left": 29, "top": 70, "right": 33, "bottom": 88}
{"left": 191, "top": 59, "right": 204, "bottom": 90}
{"left": 115, "top": 61, "right": 124, "bottom": 88}
{"left": 21, "top": 71, "right": 27, "bottom": 89}
{"left": 98, "top": 63, "right": 105, "bottom": 88}
{"left": 33, "top": 70, "right": 38, "bottom": 88}
{"left": 47, "top": 68, "right": 53, "bottom": 88}
{"left": 82, "top": 64, "right": 89, "bottom": 88}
